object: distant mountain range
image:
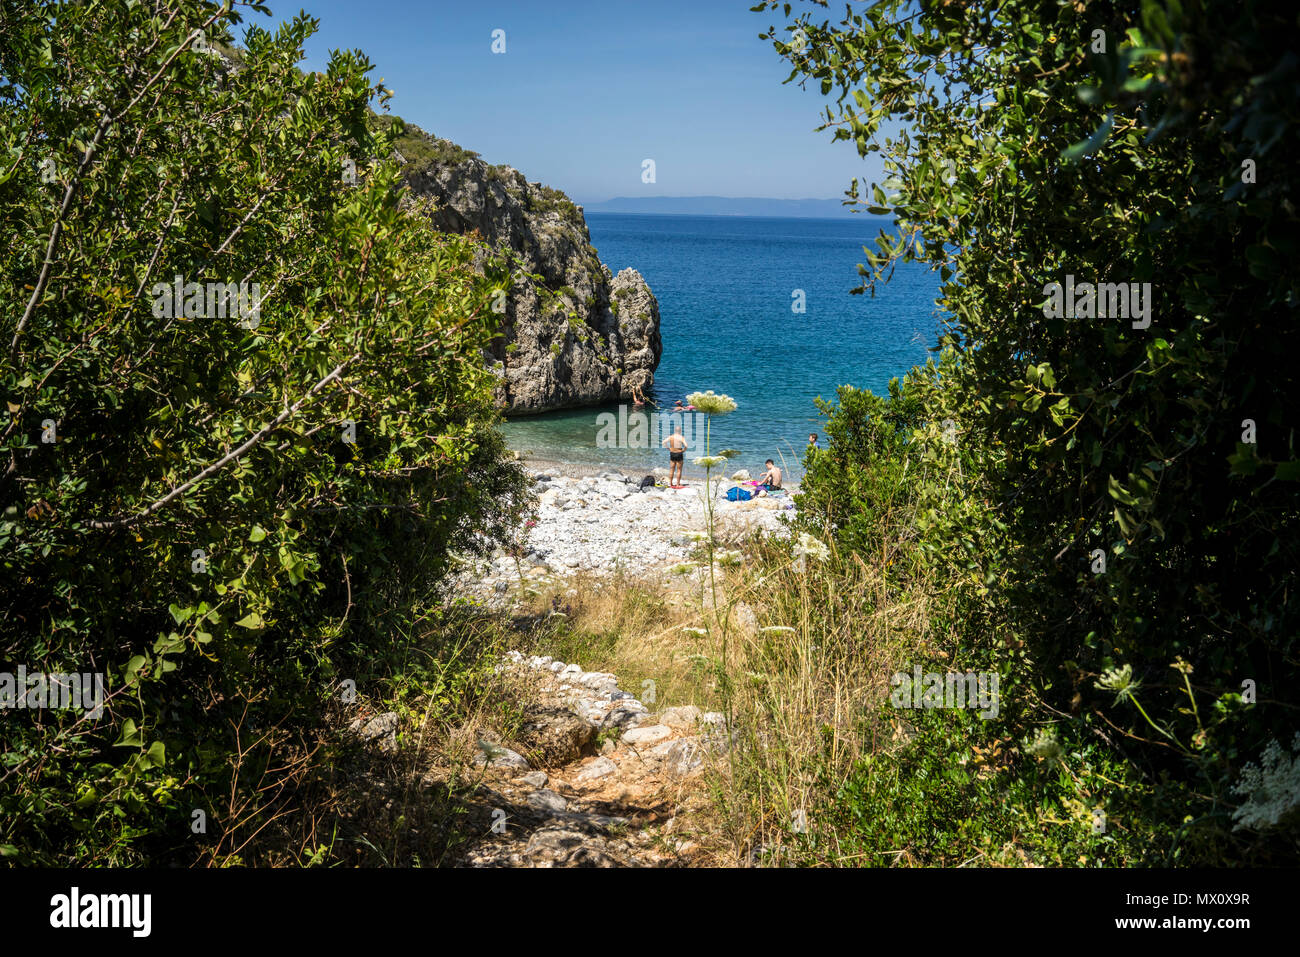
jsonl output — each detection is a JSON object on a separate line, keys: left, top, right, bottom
{"left": 579, "top": 195, "right": 863, "bottom": 219}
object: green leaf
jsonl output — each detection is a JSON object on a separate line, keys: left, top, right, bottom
{"left": 1244, "top": 244, "right": 1280, "bottom": 280}
{"left": 1228, "top": 446, "right": 1261, "bottom": 476}
{"left": 143, "top": 741, "right": 165, "bottom": 769}
{"left": 124, "top": 655, "right": 148, "bottom": 680}
{"left": 1108, "top": 474, "right": 1138, "bottom": 505}
{"left": 114, "top": 719, "right": 143, "bottom": 748}
{"left": 1060, "top": 113, "right": 1115, "bottom": 164}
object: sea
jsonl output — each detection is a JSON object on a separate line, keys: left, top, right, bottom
{"left": 497, "top": 212, "right": 944, "bottom": 481}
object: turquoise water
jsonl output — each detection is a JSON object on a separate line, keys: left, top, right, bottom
{"left": 499, "top": 213, "right": 943, "bottom": 480}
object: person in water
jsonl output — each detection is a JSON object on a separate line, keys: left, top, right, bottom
{"left": 661, "top": 425, "right": 689, "bottom": 487}
{"left": 808, "top": 433, "right": 818, "bottom": 447}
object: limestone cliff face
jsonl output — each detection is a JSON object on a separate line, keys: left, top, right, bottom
{"left": 394, "top": 124, "right": 662, "bottom": 414}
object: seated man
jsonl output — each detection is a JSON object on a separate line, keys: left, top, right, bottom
{"left": 753, "top": 460, "right": 782, "bottom": 495}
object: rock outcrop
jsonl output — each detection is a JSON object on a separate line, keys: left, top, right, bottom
{"left": 394, "top": 123, "right": 662, "bottom": 414}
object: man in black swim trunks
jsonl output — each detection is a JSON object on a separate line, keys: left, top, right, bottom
{"left": 754, "top": 459, "right": 782, "bottom": 496}
{"left": 661, "top": 425, "right": 688, "bottom": 487}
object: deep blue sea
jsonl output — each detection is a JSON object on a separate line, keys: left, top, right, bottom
{"left": 498, "top": 213, "right": 943, "bottom": 480}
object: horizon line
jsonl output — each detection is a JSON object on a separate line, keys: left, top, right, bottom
{"left": 580, "top": 194, "right": 851, "bottom": 204}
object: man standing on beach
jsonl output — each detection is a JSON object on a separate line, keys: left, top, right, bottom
{"left": 661, "top": 425, "right": 688, "bottom": 488}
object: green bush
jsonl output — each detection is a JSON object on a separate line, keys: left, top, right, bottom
{"left": 764, "top": 0, "right": 1300, "bottom": 864}
{"left": 0, "top": 1, "right": 526, "bottom": 864}
{"left": 373, "top": 116, "right": 484, "bottom": 172}
{"left": 798, "top": 354, "right": 1000, "bottom": 592}
{"left": 532, "top": 184, "right": 581, "bottom": 224}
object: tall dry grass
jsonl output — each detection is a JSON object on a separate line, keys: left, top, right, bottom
{"left": 703, "top": 536, "right": 943, "bottom": 864}
{"left": 508, "top": 531, "right": 956, "bottom": 865}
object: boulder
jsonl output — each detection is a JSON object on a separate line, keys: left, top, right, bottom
{"left": 516, "top": 704, "right": 597, "bottom": 765}
{"left": 523, "top": 827, "right": 622, "bottom": 867}
{"left": 348, "top": 711, "right": 398, "bottom": 752}
{"left": 574, "top": 756, "right": 618, "bottom": 783}
{"left": 526, "top": 789, "right": 569, "bottom": 814}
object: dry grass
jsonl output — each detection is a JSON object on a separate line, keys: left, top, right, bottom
{"left": 509, "top": 569, "right": 726, "bottom": 715}
{"left": 501, "top": 535, "right": 947, "bottom": 865}
{"left": 710, "top": 538, "right": 939, "bottom": 864}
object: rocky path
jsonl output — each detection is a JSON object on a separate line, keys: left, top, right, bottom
{"left": 458, "top": 651, "right": 728, "bottom": 867}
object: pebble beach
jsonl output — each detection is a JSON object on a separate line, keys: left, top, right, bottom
{"left": 452, "top": 462, "right": 798, "bottom": 602}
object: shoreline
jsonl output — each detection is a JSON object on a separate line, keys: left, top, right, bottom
{"left": 514, "top": 453, "right": 801, "bottom": 495}
{"left": 500, "top": 410, "right": 810, "bottom": 486}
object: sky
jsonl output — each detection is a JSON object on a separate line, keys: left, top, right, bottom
{"left": 260, "top": 0, "right": 886, "bottom": 204}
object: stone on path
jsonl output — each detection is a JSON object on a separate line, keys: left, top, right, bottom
{"left": 464, "top": 651, "right": 721, "bottom": 867}
{"left": 652, "top": 738, "right": 706, "bottom": 778}
{"left": 660, "top": 705, "right": 701, "bottom": 729}
{"left": 349, "top": 711, "right": 398, "bottom": 752}
{"left": 524, "top": 827, "right": 623, "bottom": 867}
{"left": 517, "top": 704, "right": 597, "bottom": 765}
{"left": 475, "top": 741, "right": 530, "bottom": 769}
{"left": 526, "top": 789, "right": 569, "bottom": 814}
{"left": 622, "top": 724, "right": 673, "bottom": 747}
{"left": 600, "top": 706, "right": 645, "bottom": 731}
{"left": 574, "top": 756, "right": 618, "bottom": 783}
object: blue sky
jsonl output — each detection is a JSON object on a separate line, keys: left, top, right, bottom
{"left": 266, "top": 0, "right": 885, "bottom": 203}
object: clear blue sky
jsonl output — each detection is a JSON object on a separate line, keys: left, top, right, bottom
{"left": 263, "top": 0, "right": 885, "bottom": 203}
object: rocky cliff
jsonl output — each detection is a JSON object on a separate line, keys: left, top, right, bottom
{"left": 392, "top": 122, "right": 662, "bottom": 414}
